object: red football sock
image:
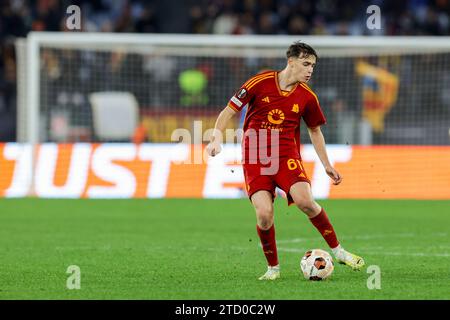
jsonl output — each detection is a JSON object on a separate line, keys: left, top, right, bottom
{"left": 309, "top": 208, "right": 340, "bottom": 249}
{"left": 256, "top": 224, "right": 279, "bottom": 267}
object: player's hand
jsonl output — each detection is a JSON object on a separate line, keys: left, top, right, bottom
{"left": 206, "top": 141, "right": 222, "bottom": 157}
{"left": 325, "top": 166, "right": 343, "bottom": 185}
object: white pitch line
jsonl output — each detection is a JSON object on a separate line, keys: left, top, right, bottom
{"left": 368, "top": 251, "right": 450, "bottom": 258}
{"left": 277, "top": 233, "right": 414, "bottom": 244}
{"left": 275, "top": 247, "right": 450, "bottom": 258}
{"left": 229, "top": 245, "right": 450, "bottom": 258}
{"left": 276, "top": 232, "right": 449, "bottom": 244}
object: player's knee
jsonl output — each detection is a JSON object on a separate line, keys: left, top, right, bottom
{"left": 296, "top": 200, "right": 317, "bottom": 217}
{"left": 257, "top": 215, "right": 273, "bottom": 230}
{"left": 255, "top": 206, "right": 274, "bottom": 229}
{"left": 255, "top": 203, "right": 273, "bottom": 217}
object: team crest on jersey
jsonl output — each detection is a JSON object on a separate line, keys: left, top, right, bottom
{"left": 292, "top": 104, "right": 299, "bottom": 113}
{"left": 236, "top": 88, "right": 247, "bottom": 99}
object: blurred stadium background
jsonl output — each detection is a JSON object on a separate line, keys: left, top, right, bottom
{"left": 0, "top": 0, "right": 449, "bottom": 301}
{"left": 0, "top": 0, "right": 449, "bottom": 199}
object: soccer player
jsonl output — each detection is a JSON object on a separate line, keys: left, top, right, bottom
{"left": 206, "top": 41, "right": 365, "bottom": 280}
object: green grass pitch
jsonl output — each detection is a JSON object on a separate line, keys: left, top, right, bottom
{"left": 0, "top": 198, "right": 449, "bottom": 300}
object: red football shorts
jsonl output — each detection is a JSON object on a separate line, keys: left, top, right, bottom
{"left": 243, "top": 157, "right": 311, "bottom": 205}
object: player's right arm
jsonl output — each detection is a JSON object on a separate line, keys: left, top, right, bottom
{"left": 206, "top": 106, "right": 237, "bottom": 157}
{"left": 207, "top": 72, "right": 269, "bottom": 156}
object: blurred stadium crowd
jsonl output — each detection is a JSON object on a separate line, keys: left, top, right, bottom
{"left": 1, "top": 0, "right": 450, "bottom": 142}
{"left": 2, "top": 0, "right": 450, "bottom": 36}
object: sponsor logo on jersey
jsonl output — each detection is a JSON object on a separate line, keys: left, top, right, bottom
{"left": 267, "top": 109, "right": 285, "bottom": 125}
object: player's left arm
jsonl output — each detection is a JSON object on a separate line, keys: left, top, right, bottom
{"left": 302, "top": 86, "right": 343, "bottom": 185}
{"left": 307, "top": 126, "right": 343, "bottom": 185}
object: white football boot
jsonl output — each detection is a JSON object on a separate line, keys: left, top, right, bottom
{"left": 258, "top": 265, "right": 280, "bottom": 280}
{"left": 333, "top": 246, "right": 365, "bottom": 271}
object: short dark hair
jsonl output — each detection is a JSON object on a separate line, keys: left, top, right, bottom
{"left": 286, "top": 41, "right": 318, "bottom": 60}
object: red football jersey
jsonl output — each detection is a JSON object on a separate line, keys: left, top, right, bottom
{"left": 227, "top": 70, "right": 326, "bottom": 162}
